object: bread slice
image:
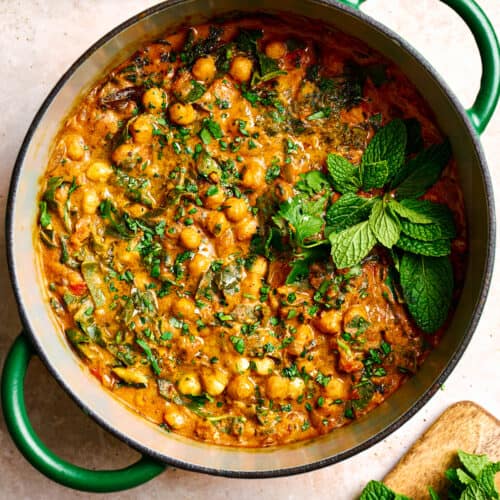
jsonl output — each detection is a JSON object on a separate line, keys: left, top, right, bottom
{"left": 383, "top": 401, "right": 499, "bottom": 499}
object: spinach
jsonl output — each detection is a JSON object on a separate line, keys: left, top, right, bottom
{"left": 180, "top": 25, "right": 223, "bottom": 66}
{"left": 234, "top": 28, "right": 262, "bottom": 54}
{"left": 184, "top": 80, "right": 206, "bottom": 102}
{"left": 81, "top": 261, "right": 106, "bottom": 308}
{"left": 136, "top": 338, "right": 161, "bottom": 375}
{"left": 39, "top": 201, "right": 51, "bottom": 228}
{"left": 251, "top": 52, "right": 287, "bottom": 86}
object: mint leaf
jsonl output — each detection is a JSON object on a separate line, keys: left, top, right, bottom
{"left": 329, "top": 220, "right": 376, "bottom": 269}
{"left": 362, "top": 160, "right": 389, "bottom": 189}
{"left": 369, "top": 199, "right": 401, "bottom": 248}
{"left": 326, "top": 154, "right": 360, "bottom": 193}
{"left": 394, "top": 140, "right": 451, "bottom": 198}
{"left": 457, "top": 469, "right": 475, "bottom": 485}
{"left": 458, "top": 451, "right": 492, "bottom": 478}
{"left": 399, "top": 254, "right": 453, "bottom": 332}
{"left": 359, "top": 480, "right": 395, "bottom": 500}
{"left": 361, "top": 119, "right": 406, "bottom": 181}
{"left": 475, "top": 462, "right": 500, "bottom": 498}
{"left": 404, "top": 118, "right": 423, "bottom": 155}
{"left": 399, "top": 199, "right": 456, "bottom": 241}
{"left": 396, "top": 234, "right": 451, "bottom": 256}
{"left": 389, "top": 199, "right": 432, "bottom": 224}
{"left": 460, "top": 481, "right": 490, "bottom": 500}
{"left": 326, "top": 193, "right": 376, "bottom": 233}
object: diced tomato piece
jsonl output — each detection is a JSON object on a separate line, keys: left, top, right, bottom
{"left": 69, "top": 282, "right": 87, "bottom": 295}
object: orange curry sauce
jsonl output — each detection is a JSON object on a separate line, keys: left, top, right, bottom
{"left": 37, "top": 16, "right": 466, "bottom": 446}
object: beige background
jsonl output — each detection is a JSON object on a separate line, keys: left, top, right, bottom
{"left": 0, "top": 1, "right": 499, "bottom": 498}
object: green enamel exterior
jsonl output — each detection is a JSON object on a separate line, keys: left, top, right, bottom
{"left": 1, "top": 334, "right": 166, "bottom": 492}
{"left": 1, "top": 0, "right": 498, "bottom": 492}
{"left": 442, "top": 0, "right": 500, "bottom": 134}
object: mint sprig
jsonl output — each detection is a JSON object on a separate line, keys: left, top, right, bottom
{"left": 359, "top": 450, "right": 500, "bottom": 499}
{"left": 267, "top": 119, "right": 456, "bottom": 333}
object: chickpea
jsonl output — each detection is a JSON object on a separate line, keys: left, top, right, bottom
{"left": 65, "top": 134, "right": 85, "bottom": 161}
{"left": 111, "top": 143, "right": 138, "bottom": 167}
{"left": 227, "top": 374, "right": 254, "bottom": 400}
{"left": 240, "top": 272, "right": 262, "bottom": 298}
{"left": 172, "top": 297, "right": 196, "bottom": 320}
{"left": 234, "top": 217, "right": 258, "bottom": 241}
{"left": 205, "top": 210, "right": 229, "bottom": 236}
{"left": 86, "top": 161, "right": 113, "bottom": 182}
{"left": 179, "top": 226, "right": 202, "bottom": 250}
{"left": 288, "top": 377, "right": 305, "bottom": 400}
{"left": 265, "top": 40, "right": 287, "bottom": 59}
{"left": 296, "top": 358, "right": 316, "bottom": 377}
{"left": 325, "top": 377, "right": 348, "bottom": 399}
{"left": 275, "top": 181, "right": 293, "bottom": 201}
{"left": 248, "top": 256, "right": 268, "bottom": 276}
{"left": 82, "top": 190, "right": 100, "bottom": 214}
{"left": 315, "top": 309, "right": 343, "bottom": 335}
{"left": 288, "top": 324, "right": 314, "bottom": 356}
{"left": 252, "top": 357, "right": 275, "bottom": 376}
{"left": 189, "top": 253, "right": 210, "bottom": 277}
{"left": 130, "top": 114, "right": 153, "bottom": 144}
{"left": 164, "top": 406, "right": 187, "bottom": 429}
{"left": 266, "top": 375, "right": 290, "bottom": 400}
{"left": 224, "top": 197, "right": 248, "bottom": 222}
{"left": 169, "top": 102, "right": 196, "bottom": 125}
{"left": 202, "top": 369, "right": 228, "bottom": 396}
{"left": 178, "top": 373, "right": 202, "bottom": 396}
{"left": 202, "top": 185, "right": 225, "bottom": 209}
{"left": 231, "top": 356, "right": 250, "bottom": 374}
{"left": 142, "top": 87, "right": 167, "bottom": 113}
{"left": 229, "top": 56, "right": 253, "bottom": 83}
{"left": 241, "top": 164, "right": 265, "bottom": 190}
{"left": 192, "top": 56, "right": 217, "bottom": 83}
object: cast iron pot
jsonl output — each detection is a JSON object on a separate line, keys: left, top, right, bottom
{"left": 2, "top": 0, "right": 499, "bottom": 492}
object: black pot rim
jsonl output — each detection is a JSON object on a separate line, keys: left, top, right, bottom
{"left": 5, "top": 0, "right": 496, "bottom": 479}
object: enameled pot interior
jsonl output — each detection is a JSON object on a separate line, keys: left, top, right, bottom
{"left": 8, "top": 0, "right": 492, "bottom": 476}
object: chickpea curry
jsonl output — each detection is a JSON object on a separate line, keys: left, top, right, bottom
{"left": 37, "top": 16, "right": 466, "bottom": 447}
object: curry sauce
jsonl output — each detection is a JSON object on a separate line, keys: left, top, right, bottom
{"left": 37, "top": 15, "right": 466, "bottom": 447}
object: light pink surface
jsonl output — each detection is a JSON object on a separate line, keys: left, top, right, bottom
{"left": 0, "top": 1, "right": 499, "bottom": 498}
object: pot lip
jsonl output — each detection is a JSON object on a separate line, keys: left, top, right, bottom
{"left": 5, "top": 0, "right": 496, "bottom": 479}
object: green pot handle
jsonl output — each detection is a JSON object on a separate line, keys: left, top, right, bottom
{"left": 1, "top": 334, "right": 166, "bottom": 492}
{"left": 338, "top": 0, "right": 500, "bottom": 134}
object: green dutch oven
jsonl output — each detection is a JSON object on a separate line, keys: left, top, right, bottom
{"left": 2, "top": 0, "right": 499, "bottom": 492}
